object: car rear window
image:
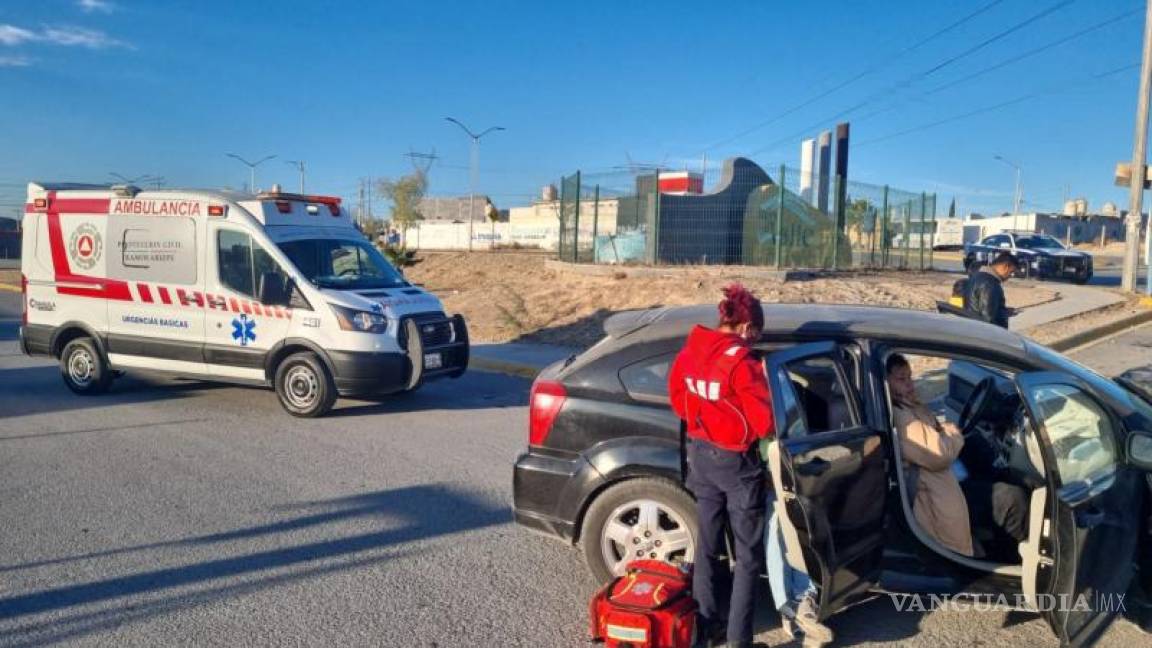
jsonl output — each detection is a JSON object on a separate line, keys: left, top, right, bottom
{"left": 620, "top": 353, "right": 675, "bottom": 403}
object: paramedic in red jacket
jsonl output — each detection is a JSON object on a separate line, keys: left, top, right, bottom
{"left": 668, "top": 284, "right": 772, "bottom": 648}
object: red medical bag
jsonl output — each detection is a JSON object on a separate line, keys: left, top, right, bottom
{"left": 589, "top": 560, "right": 697, "bottom": 648}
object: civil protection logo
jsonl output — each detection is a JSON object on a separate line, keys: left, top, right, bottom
{"left": 68, "top": 223, "right": 103, "bottom": 271}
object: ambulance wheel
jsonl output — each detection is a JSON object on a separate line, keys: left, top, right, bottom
{"left": 275, "top": 352, "right": 336, "bottom": 417}
{"left": 580, "top": 477, "right": 698, "bottom": 584}
{"left": 60, "top": 337, "right": 112, "bottom": 395}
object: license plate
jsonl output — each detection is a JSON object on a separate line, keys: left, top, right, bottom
{"left": 424, "top": 353, "right": 442, "bottom": 370}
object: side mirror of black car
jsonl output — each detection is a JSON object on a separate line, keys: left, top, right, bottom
{"left": 258, "top": 271, "right": 290, "bottom": 306}
{"left": 1128, "top": 430, "right": 1152, "bottom": 471}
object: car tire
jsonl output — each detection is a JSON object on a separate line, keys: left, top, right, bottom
{"left": 580, "top": 477, "right": 698, "bottom": 584}
{"left": 60, "top": 337, "right": 112, "bottom": 395}
{"left": 274, "top": 352, "right": 337, "bottom": 417}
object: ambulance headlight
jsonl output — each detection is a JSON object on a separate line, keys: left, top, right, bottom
{"left": 330, "top": 304, "right": 387, "bottom": 333}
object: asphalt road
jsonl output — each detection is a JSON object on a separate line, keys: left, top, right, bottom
{"left": 927, "top": 254, "right": 1141, "bottom": 289}
{"left": 1, "top": 291, "right": 1150, "bottom": 647}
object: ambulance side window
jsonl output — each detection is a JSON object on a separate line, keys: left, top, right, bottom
{"left": 218, "top": 230, "right": 280, "bottom": 299}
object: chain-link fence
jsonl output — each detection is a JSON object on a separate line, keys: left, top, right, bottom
{"left": 557, "top": 159, "right": 937, "bottom": 270}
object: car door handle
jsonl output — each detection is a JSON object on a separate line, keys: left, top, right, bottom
{"left": 796, "top": 457, "right": 831, "bottom": 477}
{"left": 1075, "top": 507, "right": 1105, "bottom": 529}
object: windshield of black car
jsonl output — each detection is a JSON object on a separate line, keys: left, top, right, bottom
{"left": 1015, "top": 235, "right": 1064, "bottom": 250}
{"left": 276, "top": 238, "right": 408, "bottom": 289}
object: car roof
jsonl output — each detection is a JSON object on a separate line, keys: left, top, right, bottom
{"left": 613, "top": 303, "right": 1028, "bottom": 357}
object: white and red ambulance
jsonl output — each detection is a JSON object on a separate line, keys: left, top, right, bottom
{"left": 19, "top": 182, "right": 469, "bottom": 417}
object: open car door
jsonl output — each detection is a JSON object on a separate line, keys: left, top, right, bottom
{"left": 765, "top": 341, "right": 887, "bottom": 616}
{"left": 1014, "top": 372, "right": 1146, "bottom": 646}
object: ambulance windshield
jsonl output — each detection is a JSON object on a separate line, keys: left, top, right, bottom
{"left": 277, "top": 238, "right": 408, "bottom": 289}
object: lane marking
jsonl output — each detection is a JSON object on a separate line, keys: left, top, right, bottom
{"left": 0, "top": 284, "right": 19, "bottom": 293}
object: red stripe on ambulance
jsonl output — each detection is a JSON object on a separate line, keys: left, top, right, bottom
{"left": 138, "top": 283, "right": 154, "bottom": 303}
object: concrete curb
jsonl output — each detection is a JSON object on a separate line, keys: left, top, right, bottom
{"left": 1046, "top": 308, "right": 1152, "bottom": 353}
{"left": 469, "top": 356, "right": 547, "bottom": 379}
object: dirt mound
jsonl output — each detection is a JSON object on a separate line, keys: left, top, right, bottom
{"left": 405, "top": 252, "right": 1057, "bottom": 348}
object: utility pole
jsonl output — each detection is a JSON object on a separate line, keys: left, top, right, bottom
{"left": 445, "top": 117, "right": 505, "bottom": 252}
{"left": 285, "top": 160, "right": 306, "bottom": 193}
{"left": 357, "top": 179, "right": 366, "bottom": 229}
{"left": 994, "top": 155, "right": 1023, "bottom": 231}
{"left": 1126, "top": 0, "right": 1152, "bottom": 293}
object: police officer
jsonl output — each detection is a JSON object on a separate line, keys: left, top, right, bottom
{"left": 966, "top": 252, "right": 1018, "bottom": 328}
{"left": 668, "top": 284, "right": 773, "bottom": 648}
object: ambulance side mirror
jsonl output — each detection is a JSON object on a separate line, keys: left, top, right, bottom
{"left": 258, "top": 271, "right": 290, "bottom": 306}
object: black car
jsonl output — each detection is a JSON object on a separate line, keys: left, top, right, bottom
{"left": 963, "top": 232, "right": 1093, "bottom": 283}
{"left": 513, "top": 303, "right": 1152, "bottom": 646}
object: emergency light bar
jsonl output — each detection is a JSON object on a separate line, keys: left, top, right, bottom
{"left": 207, "top": 205, "right": 226, "bottom": 217}
{"left": 257, "top": 190, "right": 342, "bottom": 216}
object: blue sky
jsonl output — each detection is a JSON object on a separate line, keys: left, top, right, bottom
{"left": 0, "top": 0, "right": 1146, "bottom": 218}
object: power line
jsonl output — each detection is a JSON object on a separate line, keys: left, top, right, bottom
{"left": 701, "top": 0, "right": 1007, "bottom": 152}
{"left": 745, "top": 0, "right": 1079, "bottom": 157}
{"left": 852, "top": 5, "right": 1141, "bottom": 125}
{"left": 856, "top": 62, "right": 1139, "bottom": 147}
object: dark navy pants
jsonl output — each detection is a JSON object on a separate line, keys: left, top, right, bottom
{"left": 685, "top": 438, "right": 766, "bottom": 645}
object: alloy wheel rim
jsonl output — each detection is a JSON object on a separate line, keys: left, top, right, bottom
{"left": 601, "top": 498, "right": 693, "bottom": 576}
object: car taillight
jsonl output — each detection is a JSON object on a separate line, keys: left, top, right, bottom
{"left": 529, "top": 379, "right": 567, "bottom": 447}
{"left": 20, "top": 273, "right": 27, "bottom": 326}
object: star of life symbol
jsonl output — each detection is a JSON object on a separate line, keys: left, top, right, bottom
{"left": 231, "top": 314, "right": 256, "bottom": 346}
{"left": 632, "top": 582, "right": 654, "bottom": 596}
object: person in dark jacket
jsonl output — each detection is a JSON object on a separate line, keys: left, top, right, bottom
{"left": 965, "top": 252, "right": 1018, "bottom": 328}
{"left": 668, "top": 284, "right": 773, "bottom": 648}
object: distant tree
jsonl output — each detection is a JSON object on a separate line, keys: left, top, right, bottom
{"left": 948, "top": 197, "right": 956, "bottom": 219}
{"left": 377, "top": 172, "right": 427, "bottom": 242}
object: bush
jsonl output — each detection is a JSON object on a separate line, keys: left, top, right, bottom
{"left": 380, "top": 244, "right": 422, "bottom": 269}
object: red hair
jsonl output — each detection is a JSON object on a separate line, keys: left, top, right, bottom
{"left": 717, "top": 283, "right": 764, "bottom": 330}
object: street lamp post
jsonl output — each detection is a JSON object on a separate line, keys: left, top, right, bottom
{"left": 445, "top": 117, "right": 504, "bottom": 252}
{"left": 109, "top": 172, "right": 162, "bottom": 187}
{"left": 285, "top": 160, "right": 306, "bottom": 193}
{"left": 994, "top": 155, "right": 1023, "bottom": 231}
{"left": 226, "top": 153, "right": 277, "bottom": 193}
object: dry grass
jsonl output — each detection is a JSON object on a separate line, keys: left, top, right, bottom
{"left": 406, "top": 252, "right": 1061, "bottom": 347}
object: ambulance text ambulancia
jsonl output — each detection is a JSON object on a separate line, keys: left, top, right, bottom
{"left": 19, "top": 182, "right": 469, "bottom": 417}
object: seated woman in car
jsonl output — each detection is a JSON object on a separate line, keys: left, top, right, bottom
{"left": 887, "top": 354, "right": 975, "bottom": 556}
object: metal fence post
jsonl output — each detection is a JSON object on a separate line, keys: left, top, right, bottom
{"left": 928, "top": 193, "right": 936, "bottom": 269}
{"left": 592, "top": 184, "right": 600, "bottom": 264}
{"left": 903, "top": 200, "right": 913, "bottom": 269}
{"left": 919, "top": 192, "right": 927, "bottom": 271}
{"left": 831, "top": 175, "right": 841, "bottom": 270}
{"left": 776, "top": 165, "right": 786, "bottom": 269}
{"left": 557, "top": 176, "right": 566, "bottom": 260}
{"left": 881, "top": 185, "right": 889, "bottom": 268}
{"left": 651, "top": 177, "right": 661, "bottom": 265}
{"left": 572, "top": 171, "right": 581, "bottom": 263}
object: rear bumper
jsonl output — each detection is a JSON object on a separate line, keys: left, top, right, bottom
{"left": 512, "top": 449, "right": 599, "bottom": 543}
{"left": 19, "top": 324, "right": 52, "bottom": 357}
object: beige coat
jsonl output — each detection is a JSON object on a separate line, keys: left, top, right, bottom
{"left": 894, "top": 401, "right": 974, "bottom": 556}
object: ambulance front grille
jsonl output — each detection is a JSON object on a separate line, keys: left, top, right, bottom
{"left": 400, "top": 313, "right": 456, "bottom": 348}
